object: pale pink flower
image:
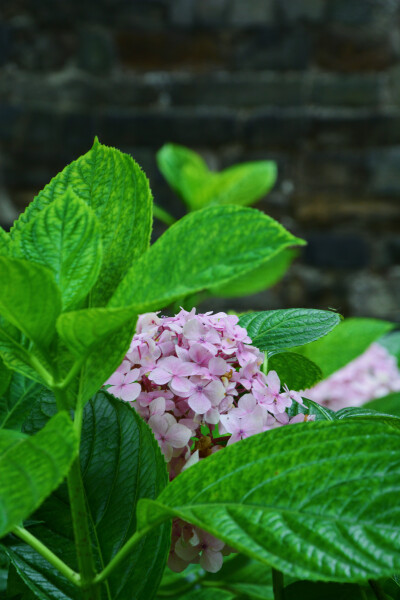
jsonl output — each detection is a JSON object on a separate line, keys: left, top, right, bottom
{"left": 105, "top": 369, "right": 141, "bottom": 402}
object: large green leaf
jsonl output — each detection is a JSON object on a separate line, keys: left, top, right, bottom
{"left": 294, "top": 318, "right": 395, "bottom": 378}
{"left": 209, "top": 249, "right": 296, "bottom": 298}
{"left": 138, "top": 420, "right": 400, "bottom": 582}
{"left": 0, "top": 257, "right": 61, "bottom": 350}
{"left": 10, "top": 190, "right": 102, "bottom": 311}
{"left": 109, "top": 206, "right": 305, "bottom": 311}
{"left": 268, "top": 352, "right": 322, "bottom": 391}
{"left": 366, "top": 392, "right": 400, "bottom": 416}
{"left": 10, "top": 138, "right": 152, "bottom": 306}
{"left": 157, "top": 144, "right": 277, "bottom": 212}
{"left": 0, "top": 372, "right": 42, "bottom": 431}
{"left": 335, "top": 406, "right": 400, "bottom": 431}
{"left": 4, "top": 392, "right": 170, "bottom": 600}
{"left": 239, "top": 309, "right": 341, "bottom": 355}
{"left": 0, "top": 412, "right": 78, "bottom": 539}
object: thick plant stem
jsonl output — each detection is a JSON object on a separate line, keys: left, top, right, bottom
{"left": 67, "top": 459, "right": 101, "bottom": 600}
{"left": 94, "top": 528, "right": 151, "bottom": 585}
{"left": 272, "top": 568, "right": 284, "bottom": 600}
{"left": 13, "top": 526, "right": 81, "bottom": 587}
{"left": 368, "top": 580, "right": 388, "bottom": 600}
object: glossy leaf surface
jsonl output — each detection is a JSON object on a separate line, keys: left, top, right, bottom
{"left": 268, "top": 352, "right": 322, "bottom": 391}
{"left": 138, "top": 420, "right": 400, "bottom": 582}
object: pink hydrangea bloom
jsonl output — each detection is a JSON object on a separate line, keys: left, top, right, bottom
{"left": 304, "top": 342, "right": 400, "bottom": 411}
{"left": 104, "top": 308, "right": 309, "bottom": 573}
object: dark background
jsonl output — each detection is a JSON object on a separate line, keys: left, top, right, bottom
{"left": 1, "top": 0, "right": 400, "bottom": 320}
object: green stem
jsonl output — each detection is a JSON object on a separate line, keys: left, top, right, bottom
{"left": 57, "top": 357, "right": 85, "bottom": 391}
{"left": 153, "top": 204, "right": 176, "bottom": 227}
{"left": 93, "top": 528, "right": 152, "bottom": 585}
{"left": 368, "top": 580, "right": 388, "bottom": 600}
{"left": 262, "top": 354, "right": 269, "bottom": 375}
{"left": 54, "top": 386, "right": 100, "bottom": 600}
{"left": 272, "top": 568, "right": 284, "bottom": 600}
{"left": 67, "top": 459, "right": 100, "bottom": 600}
{"left": 13, "top": 526, "right": 81, "bottom": 587}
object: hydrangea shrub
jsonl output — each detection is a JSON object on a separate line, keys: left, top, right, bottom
{"left": 0, "top": 140, "right": 399, "bottom": 600}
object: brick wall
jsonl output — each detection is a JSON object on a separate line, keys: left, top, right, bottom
{"left": 1, "top": 0, "right": 400, "bottom": 321}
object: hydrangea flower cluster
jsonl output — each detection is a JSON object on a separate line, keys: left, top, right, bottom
{"left": 304, "top": 342, "right": 400, "bottom": 411}
{"left": 105, "top": 308, "right": 308, "bottom": 573}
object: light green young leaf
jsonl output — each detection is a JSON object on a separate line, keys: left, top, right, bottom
{"left": 138, "top": 420, "right": 400, "bottom": 583}
{"left": 56, "top": 306, "right": 137, "bottom": 359}
{"left": 239, "top": 309, "right": 341, "bottom": 355}
{"left": 11, "top": 190, "right": 102, "bottom": 311}
{"left": 0, "top": 372, "right": 42, "bottom": 431}
{"left": 109, "top": 205, "right": 305, "bottom": 311}
{"left": 268, "top": 352, "right": 323, "bottom": 391}
{"left": 0, "top": 257, "right": 61, "bottom": 350}
{"left": 0, "top": 411, "right": 78, "bottom": 539}
{"left": 209, "top": 248, "right": 296, "bottom": 298}
{"left": 10, "top": 138, "right": 153, "bottom": 306}
{"left": 366, "top": 392, "right": 400, "bottom": 416}
{"left": 56, "top": 307, "right": 138, "bottom": 402}
{"left": 199, "top": 160, "right": 277, "bottom": 208}
{"left": 157, "top": 143, "right": 210, "bottom": 210}
{"left": 294, "top": 318, "right": 394, "bottom": 378}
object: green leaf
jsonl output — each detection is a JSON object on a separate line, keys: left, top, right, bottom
{"left": 0, "top": 228, "right": 9, "bottom": 256}
{"left": 288, "top": 396, "right": 336, "bottom": 422}
{"left": 157, "top": 144, "right": 277, "bottom": 212}
{"left": 284, "top": 580, "right": 367, "bottom": 600}
{"left": 209, "top": 249, "right": 296, "bottom": 298}
{"left": 239, "top": 309, "right": 341, "bottom": 355}
{"left": 10, "top": 138, "right": 153, "bottom": 306}
{"left": 56, "top": 307, "right": 137, "bottom": 359}
{"left": 0, "top": 372, "right": 43, "bottom": 431}
{"left": 336, "top": 406, "right": 400, "bottom": 431}
{"left": 294, "top": 318, "right": 395, "bottom": 378}
{"left": 268, "top": 352, "right": 323, "bottom": 391}
{"left": 11, "top": 190, "right": 103, "bottom": 311}
{"left": 200, "top": 161, "right": 277, "bottom": 208}
{"left": 0, "top": 356, "right": 11, "bottom": 397}
{"left": 138, "top": 420, "right": 400, "bottom": 582}
{"left": 366, "top": 392, "right": 400, "bottom": 416}
{"left": 0, "top": 319, "right": 48, "bottom": 385}
{"left": 0, "top": 256, "right": 61, "bottom": 351}
{"left": 0, "top": 411, "right": 78, "bottom": 539}
{"left": 4, "top": 392, "right": 170, "bottom": 600}
{"left": 379, "top": 331, "right": 400, "bottom": 367}
{"left": 202, "top": 555, "right": 274, "bottom": 600}
{"left": 157, "top": 144, "right": 209, "bottom": 211}
{"left": 171, "top": 590, "right": 235, "bottom": 600}
{"left": 109, "top": 206, "right": 305, "bottom": 311}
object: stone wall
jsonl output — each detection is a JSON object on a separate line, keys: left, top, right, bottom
{"left": 1, "top": 0, "right": 400, "bottom": 321}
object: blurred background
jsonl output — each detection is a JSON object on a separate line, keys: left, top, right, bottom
{"left": 0, "top": 0, "right": 400, "bottom": 321}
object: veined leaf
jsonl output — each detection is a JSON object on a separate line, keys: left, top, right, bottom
{"left": 379, "top": 331, "right": 400, "bottom": 367}
{"left": 11, "top": 190, "right": 102, "bottom": 311}
{"left": 294, "top": 318, "right": 394, "bottom": 378}
{"left": 4, "top": 393, "right": 170, "bottom": 600}
{"left": 0, "top": 257, "right": 61, "bottom": 350}
{"left": 0, "top": 412, "right": 78, "bottom": 539}
{"left": 109, "top": 206, "right": 305, "bottom": 311}
{"left": 0, "top": 357, "right": 11, "bottom": 397}
{"left": 0, "top": 319, "right": 46, "bottom": 385}
{"left": 209, "top": 249, "right": 296, "bottom": 298}
{"left": 239, "top": 309, "right": 341, "bottom": 355}
{"left": 0, "top": 372, "right": 42, "bottom": 431}
{"left": 10, "top": 138, "right": 152, "bottom": 306}
{"left": 366, "top": 392, "right": 400, "bottom": 416}
{"left": 268, "top": 352, "right": 323, "bottom": 391}
{"left": 288, "top": 397, "right": 336, "bottom": 422}
{"left": 138, "top": 420, "right": 400, "bottom": 582}
{"left": 336, "top": 406, "right": 400, "bottom": 431}
{"left": 56, "top": 307, "right": 138, "bottom": 403}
